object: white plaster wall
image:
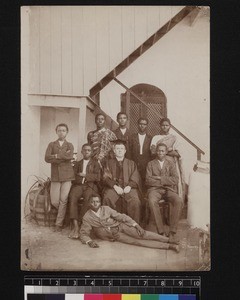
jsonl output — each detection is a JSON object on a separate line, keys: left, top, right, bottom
{"left": 100, "top": 15, "right": 210, "bottom": 181}
{"left": 21, "top": 7, "right": 41, "bottom": 211}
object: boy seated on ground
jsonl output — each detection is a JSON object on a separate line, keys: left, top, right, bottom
{"left": 79, "top": 195, "right": 180, "bottom": 253}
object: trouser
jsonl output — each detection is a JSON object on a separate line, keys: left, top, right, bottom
{"left": 103, "top": 188, "right": 141, "bottom": 224}
{"left": 94, "top": 223, "right": 170, "bottom": 250}
{"left": 148, "top": 189, "right": 183, "bottom": 234}
{"left": 68, "top": 184, "right": 99, "bottom": 221}
{"left": 50, "top": 181, "right": 72, "bottom": 227}
{"left": 136, "top": 157, "right": 148, "bottom": 192}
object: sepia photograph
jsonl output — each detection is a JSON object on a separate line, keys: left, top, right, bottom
{"left": 21, "top": 5, "right": 210, "bottom": 271}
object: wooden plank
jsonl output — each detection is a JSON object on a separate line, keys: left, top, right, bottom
{"left": 90, "top": 6, "right": 197, "bottom": 98}
{"left": 122, "top": 6, "right": 135, "bottom": 59}
{"left": 39, "top": 6, "right": 51, "bottom": 94}
{"left": 96, "top": 7, "right": 110, "bottom": 82}
{"left": 29, "top": 6, "right": 40, "bottom": 93}
{"left": 50, "top": 6, "right": 62, "bottom": 95}
{"left": 189, "top": 6, "right": 202, "bottom": 26}
{"left": 109, "top": 6, "right": 122, "bottom": 70}
{"left": 72, "top": 6, "right": 84, "bottom": 96}
{"left": 134, "top": 6, "right": 148, "bottom": 48}
{"left": 159, "top": 6, "right": 172, "bottom": 28}
{"left": 61, "top": 6, "right": 72, "bottom": 95}
{"left": 82, "top": 6, "right": 97, "bottom": 95}
{"left": 147, "top": 6, "right": 161, "bottom": 37}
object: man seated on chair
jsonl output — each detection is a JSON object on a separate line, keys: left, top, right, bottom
{"left": 68, "top": 144, "right": 101, "bottom": 239}
{"left": 146, "top": 143, "right": 183, "bottom": 240}
{"left": 79, "top": 195, "right": 179, "bottom": 252}
{"left": 102, "top": 140, "right": 141, "bottom": 224}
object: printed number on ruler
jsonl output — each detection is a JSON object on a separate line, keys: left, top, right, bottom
{"left": 193, "top": 280, "right": 200, "bottom": 287}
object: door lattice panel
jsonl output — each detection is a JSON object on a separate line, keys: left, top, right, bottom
{"left": 146, "top": 102, "right": 164, "bottom": 136}
{"left": 121, "top": 83, "right": 167, "bottom": 136}
{"left": 129, "top": 103, "right": 141, "bottom": 135}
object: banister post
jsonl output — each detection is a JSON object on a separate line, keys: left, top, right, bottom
{"left": 197, "top": 150, "right": 201, "bottom": 161}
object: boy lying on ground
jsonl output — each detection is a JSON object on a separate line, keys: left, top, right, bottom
{"left": 79, "top": 195, "right": 180, "bottom": 253}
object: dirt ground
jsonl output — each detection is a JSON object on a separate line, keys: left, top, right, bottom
{"left": 21, "top": 218, "right": 210, "bottom": 272}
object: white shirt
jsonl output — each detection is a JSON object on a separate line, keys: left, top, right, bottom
{"left": 91, "top": 207, "right": 101, "bottom": 217}
{"left": 138, "top": 133, "right": 146, "bottom": 155}
{"left": 116, "top": 157, "right": 124, "bottom": 162}
{"left": 82, "top": 159, "right": 90, "bottom": 183}
{"left": 58, "top": 140, "right": 64, "bottom": 147}
{"left": 120, "top": 128, "right": 127, "bottom": 135}
{"left": 158, "top": 160, "right": 165, "bottom": 169}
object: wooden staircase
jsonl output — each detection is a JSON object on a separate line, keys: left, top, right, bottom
{"left": 88, "top": 5, "right": 205, "bottom": 161}
{"left": 89, "top": 6, "right": 199, "bottom": 98}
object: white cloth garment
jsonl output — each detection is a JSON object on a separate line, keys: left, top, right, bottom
{"left": 58, "top": 140, "right": 64, "bottom": 147}
{"left": 82, "top": 159, "right": 90, "bottom": 183}
{"left": 138, "top": 133, "right": 146, "bottom": 155}
{"left": 120, "top": 128, "right": 127, "bottom": 135}
{"left": 158, "top": 160, "right": 165, "bottom": 169}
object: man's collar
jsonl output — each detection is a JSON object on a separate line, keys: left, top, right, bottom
{"left": 116, "top": 157, "right": 125, "bottom": 162}
{"left": 91, "top": 207, "right": 101, "bottom": 214}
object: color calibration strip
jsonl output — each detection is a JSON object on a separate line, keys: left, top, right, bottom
{"left": 25, "top": 277, "right": 200, "bottom": 299}
{"left": 27, "top": 295, "right": 196, "bottom": 300}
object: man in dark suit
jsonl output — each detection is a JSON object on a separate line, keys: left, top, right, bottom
{"left": 68, "top": 144, "right": 101, "bottom": 239}
{"left": 130, "top": 117, "right": 152, "bottom": 190}
{"left": 102, "top": 140, "right": 141, "bottom": 224}
{"left": 146, "top": 143, "right": 183, "bottom": 239}
{"left": 114, "top": 112, "right": 131, "bottom": 158}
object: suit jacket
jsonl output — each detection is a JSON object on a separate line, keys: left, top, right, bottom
{"left": 72, "top": 158, "right": 101, "bottom": 190}
{"left": 145, "top": 158, "right": 179, "bottom": 193}
{"left": 113, "top": 127, "right": 131, "bottom": 158}
{"left": 130, "top": 133, "right": 152, "bottom": 169}
{"left": 45, "top": 140, "right": 75, "bottom": 182}
{"left": 80, "top": 206, "right": 136, "bottom": 243}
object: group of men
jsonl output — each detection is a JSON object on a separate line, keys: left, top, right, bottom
{"left": 45, "top": 112, "right": 183, "bottom": 253}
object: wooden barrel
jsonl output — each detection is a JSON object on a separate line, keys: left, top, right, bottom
{"left": 29, "top": 189, "right": 57, "bottom": 226}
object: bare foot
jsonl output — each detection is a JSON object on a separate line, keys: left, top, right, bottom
{"left": 68, "top": 228, "right": 79, "bottom": 239}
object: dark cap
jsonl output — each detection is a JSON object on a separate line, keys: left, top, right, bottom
{"left": 111, "top": 139, "right": 127, "bottom": 146}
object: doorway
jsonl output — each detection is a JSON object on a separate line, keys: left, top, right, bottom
{"left": 120, "top": 83, "right": 167, "bottom": 136}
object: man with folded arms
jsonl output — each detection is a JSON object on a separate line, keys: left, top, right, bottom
{"left": 146, "top": 143, "right": 183, "bottom": 240}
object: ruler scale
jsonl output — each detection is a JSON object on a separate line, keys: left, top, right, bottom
{"left": 25, "top": 276, "right": 200, "bottom": 299}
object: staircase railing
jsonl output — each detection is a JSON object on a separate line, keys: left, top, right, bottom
{"left": 88, "top": 78, "right": 205, "bottom": 161}
{"left": 89, "top": 6, "right": 199, "bottom": 97}
{"left": 113, "top": 78, "right": 205, "bottom": 160}
{"left": 86, "top": 96, "right": 119, "bottom": 131}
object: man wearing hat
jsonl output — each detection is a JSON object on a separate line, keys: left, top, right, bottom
{"left": 102, "top": 140, "right": 142, "bottom": 224}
